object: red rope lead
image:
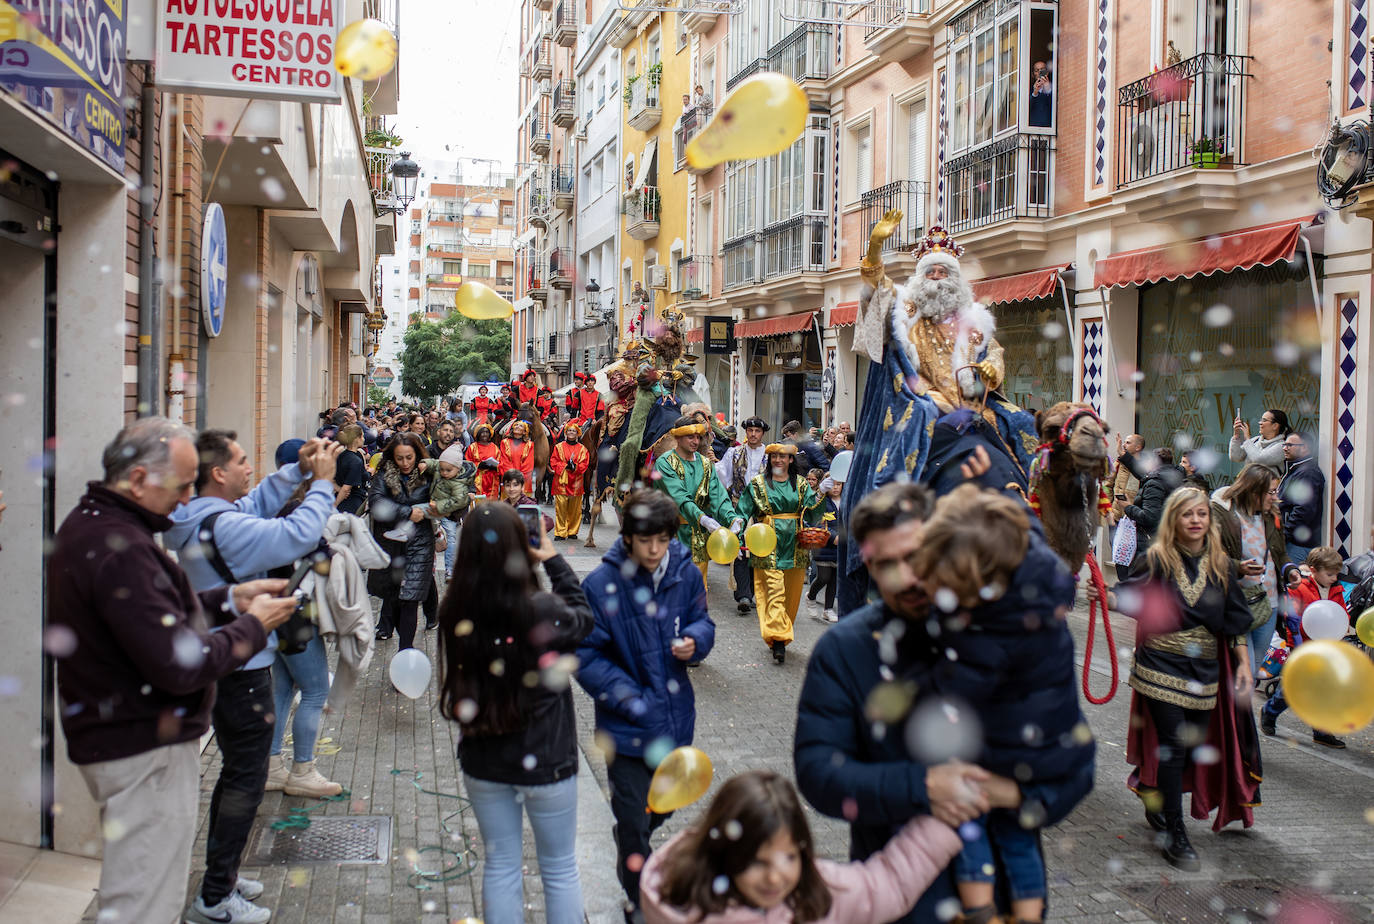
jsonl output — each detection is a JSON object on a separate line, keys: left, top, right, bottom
{"left": 1081, "top": 551, "right": 1119, "bottom": 704}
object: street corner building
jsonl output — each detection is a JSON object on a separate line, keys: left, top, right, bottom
{"left": 0, "top": 0, "right": 403, "bottom": 864}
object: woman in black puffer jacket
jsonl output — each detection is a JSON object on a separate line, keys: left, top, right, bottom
{"left": 368, "top": 432, "right": 435, "bottom": 649}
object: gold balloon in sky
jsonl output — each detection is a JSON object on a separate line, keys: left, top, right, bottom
{"left": 1282, "top": 639, "right": 1374, "bottom": 735}
{"left": 335, "top": 19, "right": 399, "bottom": 81}
{"left": 647, "top": 746, "right": 714, "bottom": 814}
{"left": 744, "top": 522, "right": 778, "bottom": 557}
{"left": 453, "top": 281, "right": 514, "bottom": 320}
{"left": 686, "top": 72, "right": 809, "bottom": 170}
{"left": 706, "top": 527, "right": 740, "bottom": 566}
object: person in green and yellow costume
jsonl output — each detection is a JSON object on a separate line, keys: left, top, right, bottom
{"left": 653, "top": 415, "right": 743, "bottom": 591}
{"left": 737, "top": 443, "right": 825, "bottom": 664}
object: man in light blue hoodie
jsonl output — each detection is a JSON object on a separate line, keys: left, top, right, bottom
{"left": 166, "top": 430, "right": 341, "bottom": 924}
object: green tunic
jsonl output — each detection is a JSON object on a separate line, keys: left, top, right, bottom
{"left": 654, "top": 450, "right": 740, "bottom": 562}
{"left": 737, "top": 473, "right": 823, "bottom": 570}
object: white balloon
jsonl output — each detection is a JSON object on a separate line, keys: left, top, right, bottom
{"left": 388, "top": 648, "right": 432, "bottom": 699}
{"left": 829, "top": 450, "right": 854, "bottom": 484}
{"left": 1301, "top": 600, "right": 1349, "bottom": 641}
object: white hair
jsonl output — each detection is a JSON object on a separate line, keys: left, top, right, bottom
{"left": 101, "top": 417, "right": 195, "bottom": 485}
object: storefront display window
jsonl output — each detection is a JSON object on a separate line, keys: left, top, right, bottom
{"left": 750, "top": 331, "right": 822, "bottom": 432}
{"left": 1136, "top": 263, "right": 1320, "bottom": 486}
{"left": 996, "top": 297, "right": 1072, "bottom": 413}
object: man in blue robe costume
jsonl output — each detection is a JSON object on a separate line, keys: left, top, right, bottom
{"left": 838, "top": 219, "right": 1041, "bottom": 613}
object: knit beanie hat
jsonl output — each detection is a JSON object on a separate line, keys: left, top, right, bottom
{"left": 438, "top": 445, "right": 466, "bottom": 469}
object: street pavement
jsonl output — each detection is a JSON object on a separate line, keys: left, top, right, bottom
{"left": 85, "top": 516, "right": 1374, "bottom": 924}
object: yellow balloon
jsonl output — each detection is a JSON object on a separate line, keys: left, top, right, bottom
{"left": 453, "top": 281, "right": 514, "bottom": 320}
{"left": 744, "top": 522, "right": 777, "bottom": 557}
{"left": 335, "top": 19, "right": 399, "bottom": 81}
{"left": 1357, "top": 608, "right": 1374, "bottom": 647}
{"left": 706, "top": 527, "right": 740, "bottom": 566}
{"left": 685, "top": 72, "right": 808, "bottom": 170}
{"left": 647, "top": 746, "right": 714, "bottom": 814}
{"left": 1282, "top": 639, "right": 1374, "bottom": 734}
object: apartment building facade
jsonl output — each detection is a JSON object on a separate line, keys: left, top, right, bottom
{"left": 417, "top": 180, "right": 518, "bottom": 322}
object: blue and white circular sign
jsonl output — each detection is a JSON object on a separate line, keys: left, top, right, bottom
{"left": 201, "top": 203, "right": 228, "bottom": 338}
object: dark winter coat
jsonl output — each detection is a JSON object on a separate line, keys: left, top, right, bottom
{"left": 576, "top": 538, "right": 715, "bottom": 758}
{"left": 1124, "top": 463, "right": 1184, "bottom": 546}
{"left": 795, "top": 524, "right": 1094, "bottom": 924}
{"left": 1278, "top": 456, "right": 1325, "bottom": 549}
{"left": 48, "top": 484, "right": 267, "bottom": 764}
{"left": 458, "top": 555, "right": 595, "bottom": 786}
{"left": 368, "top": 460, "right": 436, "bottom": 601}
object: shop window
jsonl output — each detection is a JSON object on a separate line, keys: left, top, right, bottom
{"left": 995, "top": 298, "right": 1072, "bottom": 413}
{"left": 1136, "top": 263, "right": 1320, "bottom": 486}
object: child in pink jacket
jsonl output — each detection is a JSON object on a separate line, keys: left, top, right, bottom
{"left": 640, "top": 770, "right": 962, "bottom": 924}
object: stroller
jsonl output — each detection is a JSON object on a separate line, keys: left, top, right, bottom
{"left": 1258, "top": 573, "right": 1374, "bottom": 700}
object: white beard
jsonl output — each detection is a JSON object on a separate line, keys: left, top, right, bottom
{"left": 914, "top": 276, "right": 972, "bottom": 320}
{"left": 771, "top": 465, "right": 788, "bottom": 477}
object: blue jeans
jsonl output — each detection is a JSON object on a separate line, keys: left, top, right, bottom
{"left": 270, "top": 631, "right": 331, "bottom": 760}
{"left": 953, "top": 810, "right": 1046, "bottom": 901}
{"left": 463, "top": 773, "right": 582, "bottom": 924}
{"left": 1246, "top": 606, "right": 1277, "bottom": 676}
{"left": 441, "top": 518, "right": 458, "bottom": 573}
{"left": 1287, "top": 544, "right": 1312, "bottom": 565}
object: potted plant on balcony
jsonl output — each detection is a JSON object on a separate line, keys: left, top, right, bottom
{"left": 646, "top": 62, "right": 663, "bottom": 89}
{"left": 624, "top": 74, "right": 638, "bottom": 109}
{"left": 1189, "top": 136, "right": 1224, "bottom": 168}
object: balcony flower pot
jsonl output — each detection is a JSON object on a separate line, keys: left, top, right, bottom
{"left": 1191, "top": 152, "right": 1221, "bottom": 168}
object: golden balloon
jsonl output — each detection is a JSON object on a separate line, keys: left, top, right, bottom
{"left": 706, "top": 527, "right": 740, "bottom": 566}
{"left": 453, "top": 281, "right": 514, "bottom": 320}
{"left": 647, "top": 746, "right": 714, "bottom": 814}
{"left": 1356, "top": 608, "right": 1374, "bottom": 647}
{"left": 744, "top": 522, "right": 778, "bottom": 557}
{"left": 335, "top": 19, "right": 399, "bottom": 81}
{"left": 686, "top": 72, "right": 808, "bottom": 170}
{"left": 1282, "top": 639, "right": 1374, "bottom": 734}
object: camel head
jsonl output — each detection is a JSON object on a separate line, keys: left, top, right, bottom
{"left": 1037, "top": 402, "right": 1110, "bottom": 478}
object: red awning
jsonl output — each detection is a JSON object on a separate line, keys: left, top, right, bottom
{"left": 734, "top": 310, "right": 816, "bottom": 339}
{"left": 972, "top": 264, "right": 1070, "bottom": 306}
{"left": 686, "top": 326, "right": 704, "bottom": 343}
{"left": 830, "top": 301, "right": 859, "bottom": 328}
{"left": 1094, "top": 217, "right": 1315, "bottom": 290}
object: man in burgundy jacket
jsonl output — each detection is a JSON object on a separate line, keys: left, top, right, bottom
{"left": 48, "top": 417, "right": 296, "bottom": 924}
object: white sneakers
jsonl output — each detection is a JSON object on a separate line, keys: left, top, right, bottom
{"left": 264, "top": 754, "right": 288, "bottom": 793}
{"left": 185, "top": 889, "right": 271, "bottom": 924}
{"left": 822, "top": 609, "right": 838, "bottom": 623}
{"left": 283, "top": 760, "right": 343, "bottom": 798}
{"left": 382, "top": 521, "right": 416, "bottom": 542}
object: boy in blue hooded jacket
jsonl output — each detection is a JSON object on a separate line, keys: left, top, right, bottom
{"left": 577, "top": 488, "right": 716, "bottom": 920}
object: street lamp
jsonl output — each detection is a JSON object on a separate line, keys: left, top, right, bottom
{"left": 391, "top": 151, "right": 420, "bottom": 211}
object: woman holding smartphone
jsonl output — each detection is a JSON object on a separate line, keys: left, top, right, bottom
{"left": 1228, "top": 407, "right": 1290, "bottom": 474}
{"left": 437, "top": 501, "right": 594, "bottom": 924}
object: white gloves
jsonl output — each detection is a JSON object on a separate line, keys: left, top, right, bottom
{"left": 699, "top": 515, "right": 722, "bottom": 533}
{"left": 730, "top": 518, "right": 744, "bottom": 535}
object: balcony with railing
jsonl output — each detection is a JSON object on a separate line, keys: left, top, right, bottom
{"left": 529, "top": 112, "right": 550, "bottom": 157}
{"left": 552, "top": 79, "right": 577, "bottom": 127}
{"left": 674, "top": 102, "right": 714, "bottom": 172}
{"left": 526, "top": 337, "right": 545, "bottom": 366}
{"left": 549, "top": 247, "right": 573, "bottom": 290}
{"left": 861, "top": 0, "right": 933, "bottom": 63}
{"left": 553, "top": 0, "right": 578, "bottom": 47}
{"left": 942, "top": 134, "right": 1054, "bottom": 243}
{"left": 678, "top": 254, "right": 713, "bottom": 302}
{"left": 526, "top": 257, "right": 549, "bottom": 302}
{"left": 546, "top": 331, "right": 571, "bottom": 367}
{"left": 726, "top": 56, "right": 763, "bottom": 92}
{"left": 859, "top": 181, "right": 929, "bottom": 253}
{"left": 623, "top": 184, "right": 661, "bottom": 240}
{"left": 426, "top": 273, "right": 463, "bottom": 287}
{"left": 527, "top": 182, "right": 551, "bottom": 227}
{"left": 530, "top": 35, "right": 552, "bottom": 82}
{"left": 683, "top": 0, "right": 736, "bottom": 34}
{"left": 626, "top": 74, "right": 662, "bottom": 131}
{"left": 722, "top": 236, "right": 759, "bottom": 291}
{"left": 366, "top": 146, "right": 400, "bottom": 210}
{"left": 767, "top": 24, "right": 831, "bottom": 105}
{"left": 762, "top": 215, "right": 827, "bottom": 295}
{"left": 1116, "top": 53, "right": 1253, "bottom": 198}
{"left": 550, "top": 165, "right": 575, "bottom": 212}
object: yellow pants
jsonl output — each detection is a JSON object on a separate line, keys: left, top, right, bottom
{"left": 754, "top": 567, "right": 805, "bottom": 646}
{"left": 695, "top": 558, "right": 709, "bottom": 593}
{"left": 553, "top": 495, "right": 584, "bottom": 538}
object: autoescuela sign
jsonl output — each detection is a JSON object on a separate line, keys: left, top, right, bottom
{"left": 156, "top": 0, "right": 341, "bottom": 102}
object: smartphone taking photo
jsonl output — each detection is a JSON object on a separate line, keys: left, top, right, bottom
{"left": 517, "top": 503, "right": 543, "bottom": 548}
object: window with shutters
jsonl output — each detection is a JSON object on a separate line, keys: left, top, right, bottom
{"left": 845, "top": 118, "right": 873, "bottom": 203}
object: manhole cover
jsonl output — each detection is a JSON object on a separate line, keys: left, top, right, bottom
{"left": 1116, "top": 879, "right": 1281, "bottom": 922}
{"left": 245, "top": 815, "right": 392, "bottom": 865}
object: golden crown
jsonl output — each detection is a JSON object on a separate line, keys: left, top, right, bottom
{"left": 913, "top": 225, "right": 965, "bottom": 260}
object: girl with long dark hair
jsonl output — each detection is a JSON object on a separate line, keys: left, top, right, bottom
{"left": 438, "top": 501, "right": 593, "bottom": 924}
{"left": 639, "top": 770, "right": 960, "bottom": 924}
{"left": 367, "top": 432, "right": 435, "bottom": 648}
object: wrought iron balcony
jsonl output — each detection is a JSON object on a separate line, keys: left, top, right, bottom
{"left": 526, "top": 336, "right": 544, "bottom": 364}
{"left": 550, "top": 165, "right": 575, "bottom": 211}
{"left": 941, "top": 133, "right": 1054, "bottom": 233}
{"left": 726, "top": 57, "right": 763, "bottom": 92}
{"left": 626, "top": 76, "right": 661, "bottom": 131}
{"left": 546, "top": 331, "right": 571, "bottom": 366}
{"left": 722, "top": 236, "right": 759, "bottom": 290}
{"left": 859, "top": 180, "right": 929, "bottom": 253}
{"left": 861, "top": 0, "right": 933, "bottom": 63}
{"left": 526, "top": 259, "right": 549, "bottom": 302}
{"left": 762, "top": 214, "right": 826, "bottom": 279}
{"left": 1116, "top": 52, "right": 1253, "bottom": 187}
{"left": 678, "top": 254, "right": 713, "bottom": 301}
{"left": 553, "top": 0, "right": 578, "bottom": 47}
{"left": 674, "top": 102, "right": 714, "bottom": 171}
{"left": 530, "top": 36, "right": 552, "bottom": 82}
{"left": 768, "top": 24, "right": 831, "bottom": 89}
{"left": 527, "top": 183, "right": 552, "bottom": 226}
{"left": 366, "top": 146, "right": 399, "bottom": 209}
{"left": 623, "top": 184, "right": 661, "bottom": 240}
{"left": 549, "top": 247, "right": 573, "bottom": 290}
{"left": 552, "top": 79, "right": 577, "bottom": 127}
{"left": 529, "top": 113, "right": 550, "bottom": 156}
